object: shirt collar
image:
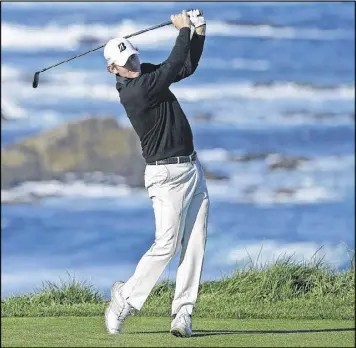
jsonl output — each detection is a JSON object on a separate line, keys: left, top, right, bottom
{"left": 116, "top": 74, "right": 129, "bottom": 85}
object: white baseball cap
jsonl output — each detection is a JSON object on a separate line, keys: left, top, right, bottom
{"left": 104, "top": 38, "right": 139, "bottom": 67}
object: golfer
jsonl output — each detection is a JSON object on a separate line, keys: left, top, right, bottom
{"left": 104, "top": 10, "right": 208, "bottom": 338}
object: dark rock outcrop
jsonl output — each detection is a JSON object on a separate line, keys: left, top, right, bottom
{"left": 1, "top": 116, "right": 229, "bottom": 190}
{"left": 194, "top": 112, "right": 213, "bottom": 123}
{"left": 1, "top": 117, "right": 145, "bottom": 189}
{"left": 230, "top": 152, "right": 270, "bottom": 162}
{"left": 2, "top": 109, "right": 8, "bottom": 121}
{"left": 266, "top": 154, "right": 309, "bottom": 171}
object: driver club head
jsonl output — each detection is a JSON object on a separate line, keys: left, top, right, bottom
{"left": 33, "top": 72, "right": 40, "bottom": 88}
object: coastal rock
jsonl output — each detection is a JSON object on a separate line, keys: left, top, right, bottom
{"left": 1, "top": 117, "right": 145, "bottom": 189}
{"left": 230, "top": 152, "right": 270, "bottom": 162}
{"left": 266, "top": 154, "right": 309, "bottom": 171}
{"left": 1, "top": 116, "right": 229, "bottom": 191}
{"left": 203, "top": 168, "right": 229, "bottom": 181}
{"left": 1, "top": 110, "right": 8, "bottom": 121}
{"left": 79, "top": 35, "right": 101, "bottom": 46}
{"left": 194, "top": 112, "right": 213, "bottom": 123}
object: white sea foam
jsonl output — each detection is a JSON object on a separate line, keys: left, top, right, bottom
{"left": 3, "top": 64, "right": 354, "bottom": 103}
{"left": 1, "top": 180, "right": 139, "bottom": 203}
{"left": 199, "top": 150, "right": 354, "bottom": 204}
{"left": 198, "top": 148, "right": 231, "bottom": 162}
{"left": 302, "top": 154, "right": 355, "bottom": 172}
{"left": 1, "top": 100, "right": 26, "bottom": 119}
{"left": 208, "top": 22, "right": 352, "bottom": 40}
{"left": 3, "top": 74, "right": 354, "bottom": 106}
{"left": 250, "top": 186, "right": 333, "bottom": 204}
{"left": 2, "top": 20, "right": 351, "bottom": 51}
{"left": 172, "top": 82, "right": 355, "bottom": 102}
{"left": 207, "top": 180, "right": 338, "bottom": 205}
{"left": 1, "top": 65, "right": 20, "bottom": 80}
{"left": 200, "top": 58, "right": 270, "bottom": 71}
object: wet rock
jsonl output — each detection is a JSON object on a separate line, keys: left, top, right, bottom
{"left": 194, "top": 112, "right": 213, "bottom": 123}
{"left": 267, "top": 154, "right": 310, "bottom": 171}
{"left": 79, "top": 35, "right": 101, "bottom": 46}
{"left": 203, "top": 167, "right": 229, "bottom": 181}
{"left": 230, "top": 152, "right": 271, "bottom": 162}
{"left": 1, "top": 110, "right": 8, "bottom": 121}
{"left": 1, "top": 117, "right": 145, "bottom": 189}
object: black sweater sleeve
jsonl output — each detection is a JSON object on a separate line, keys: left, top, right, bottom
{"left": 144, "top": 27, "right": 191, "bottom": 96}
{"left": 173, "top": 31, "right": 205, "bottom": 82}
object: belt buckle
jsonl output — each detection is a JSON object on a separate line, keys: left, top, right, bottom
{"left": 177, "top": 157, "right": 180, "bottom": 164}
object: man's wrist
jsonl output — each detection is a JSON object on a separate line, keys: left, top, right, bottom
{"left": 195, "top": 24, "right": 206, "bottom": 35}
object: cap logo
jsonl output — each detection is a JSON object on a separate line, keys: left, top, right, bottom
{"left": 118, "top": 43, "right": 127, "bottom": 53}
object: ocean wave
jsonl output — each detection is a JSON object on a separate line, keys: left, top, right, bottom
{"left": 173, "top": 82, "right": 354, "bottom": 102}
{"left": 199, "top": 150, "right": 353, "bottom": 204}
{"left": 2, "top": 65, "right": 354, "bottom": 130}
{"left": 201, "top": 111, "right": 354, "bottom": 129}
{"left": 1, "top": 100, "right": 26, "bottom": 119}
{"left": 206, "top": 177, "right": 340, "bottom": 205}
{"left": 1, "top": 180, "right": 140, "bottom": 204}
{"left": 2, "top": 20, "right": 351, "bottom": 51}
{"left": 1, "top": 160, "right": 347, "bottom": 206}
{"left": 199, "top": 149, "right": 354, "bottom": 171}
{"left": 1, "top": 65, "right": 20, "bottom": 80}
{"left": 208, "top": 21, "right": 352, "bottom": 40}
{"left": 3, "top": 69, "right": 354, "bottom": 104}
{"left": 200, "top": 58, "right": 270, "bottom": 71}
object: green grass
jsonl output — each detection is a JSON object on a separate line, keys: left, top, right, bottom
{"left": 1, "top": 317, "right": 354, "bottom": 347}
{"left": 2, "top": 256, "right": 354, "bottom": 320}
{"left": 1, "top": 256, "right": 354, "bottom": 347}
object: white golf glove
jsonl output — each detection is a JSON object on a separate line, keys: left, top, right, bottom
{"left": 187, "top": 9, "right": 206, "bottom": 28}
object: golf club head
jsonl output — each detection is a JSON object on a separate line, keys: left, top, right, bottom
{"left": 33, "top": 72, "right": 40, "bottom": 88}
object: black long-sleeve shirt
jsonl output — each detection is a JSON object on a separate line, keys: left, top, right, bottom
{"left": 116, "top": 27, "right": 205, "bottom": 163}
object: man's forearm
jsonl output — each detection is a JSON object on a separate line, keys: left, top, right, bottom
{"left": 195, "top": 24, "right": 206, "bottom": 36}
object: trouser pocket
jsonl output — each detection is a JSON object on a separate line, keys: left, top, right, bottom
{"left": 144, "top": 165, "right": 170, "bottom": 189}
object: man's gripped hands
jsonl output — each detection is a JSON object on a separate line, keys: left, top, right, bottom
{"left": 171, "top": 9, "right": 206, "bottom": 33}
{"left": 187, "top": 9, "right": 206, "bottom": 29}
{"left": 171, "top": 10, "right": 191, "bottom": 30}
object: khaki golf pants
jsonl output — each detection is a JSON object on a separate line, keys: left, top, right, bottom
{"left": 122, "top": 156, "right": 209, "bottom": 316}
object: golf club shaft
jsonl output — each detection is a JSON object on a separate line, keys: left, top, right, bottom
{"left": 38, "top": 20, "right": 172, "bottom": 74}
{"left": 32, "top": 9, "right": 203, "bottom": 88}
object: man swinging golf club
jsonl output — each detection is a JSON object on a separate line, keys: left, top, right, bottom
{"left": 104, "top": 9, "right": 208, "bottom": 338}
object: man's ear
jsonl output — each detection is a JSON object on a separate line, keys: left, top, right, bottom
{"left": 107, "top": 65, "right": 117, "bottom": 74}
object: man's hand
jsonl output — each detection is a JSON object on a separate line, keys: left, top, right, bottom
{"left": 171, "top": 10, "right": 191, "bottom": 30}
{"left": 187, "top": 9, "right": 206, "bottom": 29}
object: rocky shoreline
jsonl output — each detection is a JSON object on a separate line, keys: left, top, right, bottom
{"left": 2, "top": 116, "right": 328, "bottom": 204}
{"left": 1, "top": 117, "right": 229, "bottom": 191}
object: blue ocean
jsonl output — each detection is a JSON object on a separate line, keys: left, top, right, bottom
{"left": 1, "top": 2, "right": 355, "bottom": 298}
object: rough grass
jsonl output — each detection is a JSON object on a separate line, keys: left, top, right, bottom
{"left": 2, "top": 256, "right": 354, "bottom": 320}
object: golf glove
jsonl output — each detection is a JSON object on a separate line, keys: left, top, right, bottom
{"left": 187, "top": 9, "right": 206, "bottom": 28}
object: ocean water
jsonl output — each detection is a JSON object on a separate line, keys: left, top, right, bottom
{"left": 1, "top": 2, "right": 355, "bottom": 298}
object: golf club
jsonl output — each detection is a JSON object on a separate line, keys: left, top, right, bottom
{"left": 32, "top": 10, "right": 202, "bottom": 88}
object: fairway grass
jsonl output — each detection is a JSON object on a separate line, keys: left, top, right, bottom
{"left": 1, "top": 317, "right": 355, "bottom": 347}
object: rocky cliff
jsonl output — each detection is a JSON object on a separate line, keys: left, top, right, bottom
{"left": 1, "top": 117, "right": 146, "bottom": 189}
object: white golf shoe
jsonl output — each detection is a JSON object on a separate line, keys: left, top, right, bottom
{"left": 105, "top": 281, "right": 136, "bottom": 334}
{"left": 170, "top": 312, "right": 192, "bottom": 338}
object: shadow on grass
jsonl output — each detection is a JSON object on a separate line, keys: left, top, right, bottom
{"left": 129, "top": 328, "right": 355, "bottom": 337}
